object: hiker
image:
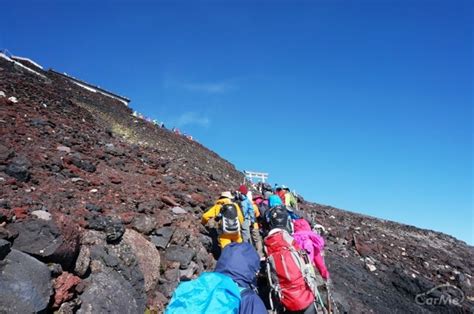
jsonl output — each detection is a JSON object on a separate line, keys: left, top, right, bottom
{"left": 268, "top": 191, "right": 313, "bottom": 232}
{"left": 166, "top": 242, "right": 267, "bottom": 314}
{"left": 251, "top": 195, "right": 264, "bottom": 257}
{"left": 275, "top": 186, "right": 286, "bottom": 205}
{"left": 201, "top": 191, "right": 244, "bottom": 249}
{"left": 264, "top": 206, "right": 319, "bottom": 314}
{"left": 259, "top": 182, "right": 273, "bottom": 195}
{"left": 268, "top": 193, "right": 283, "bottom": 208}
{"left": 293, "top": 218, "right": 329, "bottom": 281}
{"left": 253, "top": 192, "right": 272, "bottom": 220}
{"left": 215, "top": 243, "right": 267, "bottom": 313}
{"left": 265, "top": 196, "right": 295, "bottom": 234}
{"left": 236, "top": 185, "right": 255, "bottom": 244}
{"left": 283, "top": 186, "right": 298, "bottom": 209}
{"left": 254, "top": 193, "right": 271, "bottom": 237}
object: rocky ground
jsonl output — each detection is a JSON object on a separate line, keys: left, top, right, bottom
{"left": 0, "top": 55, "right": 472, "bottom": 313}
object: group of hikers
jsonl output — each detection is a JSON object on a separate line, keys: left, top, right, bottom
{"left": 166, "top": 183, "right": 333, "bottom": 314}
{"left": 131, "top": 111, "right": 194, "bottom": 140}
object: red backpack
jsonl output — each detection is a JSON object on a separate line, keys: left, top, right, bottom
{"left": 264, "top": 230, "right": 318, "bottom": 311}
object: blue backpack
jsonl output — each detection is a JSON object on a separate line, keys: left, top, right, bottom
{"left": 166, "top": 272, "right": 243, "bottom": 314}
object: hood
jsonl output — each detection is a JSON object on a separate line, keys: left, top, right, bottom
{"left": 215, "top": 242, "right": 260, "bottom": 288}
{"left": 268, "top": 195, "right": 282, "bottom": 207}
{"left": 293, "top": 218, "right": 311, "bottom": 232}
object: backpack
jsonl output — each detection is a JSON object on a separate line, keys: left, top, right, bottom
{"left": 266, "top": 206, "right": 294, "bottom": 234}
{"left": 287, "top": 208, "right": 301, "bottom": 220}
{"left": 257, "top": 202, "right": 269, "bottom": 221}
{"left": 220, "top": 203, "right": 241, "bottom": 235}
{"left": 293, "top": 231, "right": 325, "bottom": 262}
{"left": 261, "top": 182, "right": 272, "bottom": 193}
{"left": 166, "top": 272, "right": 243, "bottom": 314}
{"left": 264, "top": 230, "right": 319, "bottom": 312}
{"left": 293, "top": 219, "right": 325, "bottom": 261}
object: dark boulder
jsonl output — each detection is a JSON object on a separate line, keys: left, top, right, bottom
{"left": 8, "top": 218, "right": 80, "bottom": 270}
{"left": 78, "top": 268, "right": 144, "bottom": 314}
{"left": 0, "top": 249, "right": 52, "bottom": 313}
{"left": 85, "top": 203, "right": 102, "bottom": 213}
{"left": 105, "top": 143, "right": 125, "bottom": 156}
{"left": 85, "top": 214, "right": 109, "bottom": 231}
{"left": 150, "top": 227, "right": 174, "bottom": 249}
{"left": 105, "top": 218, "right": 125, "bottom": 243}
{"left": 137, "top": 200, "right": 163, "bottom": 213}
{"left": 0, "top": 238, "right": 11, "bottom": 259}
{"left": 68, "top": 153, "right": 96, "bottom": 173}
{"left": 131, "top": 214, "right": 156, "bottom": 235}
{"left": 9, "top": 219, "right": 62, "bottom": 258}
{"left": 5, "top": 156, "right": 31, "bottom": 182}
{"left": 164, "top": 245, "right": 195, "bottom": 269}
{"left": 82, "top": 230, "right": 146, "bottom": 309}
{"left": 0, "top": 226, "right": 18, "bottom": 241}
{"left": 0, "top": 143, "right": 13, "bottom": 163}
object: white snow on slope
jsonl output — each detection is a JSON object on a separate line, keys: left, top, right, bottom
{"left": 0, "top": 53, "right": 47, "bottom": 79}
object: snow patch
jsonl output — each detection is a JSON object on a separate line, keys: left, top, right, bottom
{"left": 72, "top": 81, "right": 98, "bottom": 93}
{"left": 0, "top": 52, "right": 46, "bottom": 79}
{"left": 11, "top": 55, "right": 44, "bottom": 69}
{"left": 71, "top": 80, "right": 128, "bottom": 105}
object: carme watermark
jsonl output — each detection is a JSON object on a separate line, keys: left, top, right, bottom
{"left": 415, "top": 284, "right": 465, "bottom": 306}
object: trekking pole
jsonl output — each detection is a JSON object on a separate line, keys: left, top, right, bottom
{"left": 326, "top": 281, "right": 334, "bottom": 314}
{"left": 315, "top": 287, "right": 328, "bottom": 313}
{"left": 294, "top": 190, "right": 299, "bottom": 211}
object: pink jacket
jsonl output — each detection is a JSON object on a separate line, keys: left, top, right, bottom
{"left": 293, "top": 219, "right": 329, "bottom": 280}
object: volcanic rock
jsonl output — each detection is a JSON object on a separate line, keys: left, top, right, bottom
{"left": 164, "top": 245, "right": 195, "bottom": 269}
{"left": 123, "top": 229, "right": 161, "bottom": 293}
{"left": 5, "top": 156, "right": 31, "bottom": 182}
{"left": 78, "top": 268, "right": 144, "bottom": 314}
{"left": 53, "top": 272, "right": 82, "bottom": 308}
{"left": 131, "top": 214, "right": 156, "bottom": 235}
{"left": 0, "top": 143, "right": 13, "bottom": 163}
{"left": 161, "top": 196, "right": 178, "bottom": 207}
{"left": 105, "top": 218, "right": 125, "bottom": 243}
{"left": 0, "top": 249, "right": 52, "bottom": 313}
{"left": 85, "top": 203, "right": 102, "bottom": 213}
{"left": 8, "top": 217, "right": 80, "bottom": 270}
{"left": 74, "top": 245, "right": 91, "bottom": 277}
{"left": 171, "top": 206, "right": 187, "bottom": 215}
{"left": 31, "top": 209, "right": 52, "bottom": 220}
{"left": 150, "top": 226, "right": 174, "bottom": 249}
{"left": 0, "top": 238, "right": 11, "bottom": 259}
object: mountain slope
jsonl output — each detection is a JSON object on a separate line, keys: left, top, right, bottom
{"left": 0, "top": 54, "right": 472, "bottom": 313}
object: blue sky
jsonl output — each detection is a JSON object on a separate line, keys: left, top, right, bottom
{"left": 2, "top": 0, "right": 472, "bottom": 244}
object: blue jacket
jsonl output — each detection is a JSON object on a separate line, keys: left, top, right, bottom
{"left": 215, "top": 243, "right": 267, "bottom": 314}
{"left": 268, "top": 195, "right": 283, "bottom": 208}
{"left": 240, "top": 195, "right": 255, "bottom": 222}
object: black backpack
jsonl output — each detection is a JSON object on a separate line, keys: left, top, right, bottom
{"left": 267, "top": 205, "right": 293, "bottom": 233}
{"left": 261, "top": 182, "right": 273, "bottom": 194}
{"left": 220, "top": 203, "right": 241, "bottom": 235}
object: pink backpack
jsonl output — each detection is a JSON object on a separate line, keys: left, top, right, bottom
{"left": 292, "top": 219, "right": 325, "bottom": 261}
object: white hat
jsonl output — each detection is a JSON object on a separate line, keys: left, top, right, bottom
{"left": 220, "top": 191, "right": 233, "bottom": 199}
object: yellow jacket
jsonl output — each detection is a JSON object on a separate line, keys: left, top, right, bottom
{"left": 252, "top": 203, "right": 260, "bottom": 229}
{"left": 201, "top": 198, "right": 244, "bottom": 226}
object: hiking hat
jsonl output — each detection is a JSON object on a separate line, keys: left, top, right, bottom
{"left": 220, "top": 191, "right": 233, "bottom": 199}
{"left": 282, "top": 185, "right": 290, "bottom": 191}
{"left": 238, "top": 185, "right": 248, "bottom": 195}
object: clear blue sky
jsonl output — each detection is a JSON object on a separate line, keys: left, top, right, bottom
{"left": 2, "top": 1, "right": 472, "bottom": 244}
